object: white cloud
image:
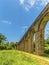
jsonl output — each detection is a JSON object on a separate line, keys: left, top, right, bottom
{"left": 0, "top": 20, "right": 12, "bottom": 25}
{"left": 40, "top": 0, "right": 49, "bottom": 5}
{"left": 19, "top": 0, "right": 24, "bottom": 4}
{"left": 19, "top": 0, "right": 36, "bottom": 11}
{"left": 19, "top": 0, "right": 49, "bottom": 11}
{"left": 27, "top": 0, "right": 36, "bottom": 6}
{"left": 22, "top": 25, "right": 28, "bottom": 29}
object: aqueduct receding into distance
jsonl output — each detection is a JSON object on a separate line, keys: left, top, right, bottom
{"left": 16, "top": 3, "right": 49, "bottom": 56}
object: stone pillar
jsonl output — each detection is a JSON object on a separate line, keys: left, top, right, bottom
{"left": 24, "top": 32, "right": 33, "bottom": 53}
{"left": 20, "top": 41, "right": 25, "bottom": 51}
{"left": 31, "top": 32, "right": 35, "bottom": 53}
{"left": 24, "top": 36, "right": 28, "bottom": 52}
{"left": 17, "top": 44, "right": 20, "bottom": 50}
{"left": 27, "top": 36, "right": 32, "bottom": 53}
{"left": 35, "top": 29, "right": 44, "bottom": 56}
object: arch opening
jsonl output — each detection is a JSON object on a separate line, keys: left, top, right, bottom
{"left": 37, "top": 13, "right": 49, "bottom": 55}
{"left": 44, "top": 21, "right": 49, "bottom": 56}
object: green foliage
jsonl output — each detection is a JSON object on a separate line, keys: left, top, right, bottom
{"left": 0, "top": 42, "right": 16, "bottom": 50}
{"left": 44, "top": 27, "right": 49, "bottom": 55}
{"left": 44, "top": 39, "right": 49, "bottom": 54}
{"left": 10, "top": 42, "right": 15, "bottom": 49}
{"left": 0, "top": 33, "right": 16, "bottom": 50}
{"left": 46, "top": 30, "right": 49, "bottom": 40}
{"left": 0, "top": 50, "right": 39, "bottom": 65}
{"left": 0, "top": 33, "right": 6, "bottom": 43}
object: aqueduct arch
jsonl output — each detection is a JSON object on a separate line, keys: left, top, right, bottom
{"left": 16, "top": 3, "right": 49, "bottom": 56}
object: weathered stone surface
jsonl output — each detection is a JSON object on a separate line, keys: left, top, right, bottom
{"left": 16, "top": 3, "right": 49, "bottom": 56}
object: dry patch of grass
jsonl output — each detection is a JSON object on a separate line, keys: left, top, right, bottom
{"left": 23, "top": 52, "right": 49, "bottom": 65}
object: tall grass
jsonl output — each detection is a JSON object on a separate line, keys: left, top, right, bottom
{"left": 0, "top": 50, "right": 39, "bottom": 65}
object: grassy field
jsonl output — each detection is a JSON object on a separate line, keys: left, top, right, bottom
{"left": 0, "top": 50, "right": 49, "bottom": 65}
{"left": 0, "top": 50, "right": 39, "bottom": 65}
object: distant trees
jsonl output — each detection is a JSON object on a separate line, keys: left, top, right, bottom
{"left": 44, "top": 40, "right": 49, "bottom": 54}
{"left": 0, "top": 33, "right": 7, "bottom": 43}
{"left": 46, "top": 29, "right": 49, "bottom": 40}
{"left": 0, "top": 33, "right": 16, "bottom": 50}
{"left": 0, "top": 41, "right": 16, "bottom": 50}
{"left": 44, "top": 29, "right": 49, "bottom": 54}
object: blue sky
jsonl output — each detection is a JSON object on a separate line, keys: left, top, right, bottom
{"left": 0, "top": 0, "right": 49, "bottom": 42}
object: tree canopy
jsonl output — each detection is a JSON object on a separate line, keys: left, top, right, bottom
{"left": 0, "top": 33, "right": 7, "bottom": 43}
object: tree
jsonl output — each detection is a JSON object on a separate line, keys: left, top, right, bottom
{"left": 44, "top": 29, "right": 49, "bottom": 54}
{"left": 10, "top": 42, "right": 15, "bottom": 49}
{"left": 0, "top": 33, "right": 7, "bottom": 43}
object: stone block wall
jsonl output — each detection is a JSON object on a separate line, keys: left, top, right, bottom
{"left": 16, "top": 3, "right": 49, "bottom": 56}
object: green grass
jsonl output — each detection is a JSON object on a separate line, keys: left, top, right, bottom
{"left": 0, "top": 50, "right": 39, "bottom": 65}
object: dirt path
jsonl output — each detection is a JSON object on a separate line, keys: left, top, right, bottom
{"left": 23, "top": 52, "right": 49, "bottom": 65}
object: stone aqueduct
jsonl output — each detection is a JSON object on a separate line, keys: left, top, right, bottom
{"left": 16, "top": 3, "right": 49, "bottom": 56}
